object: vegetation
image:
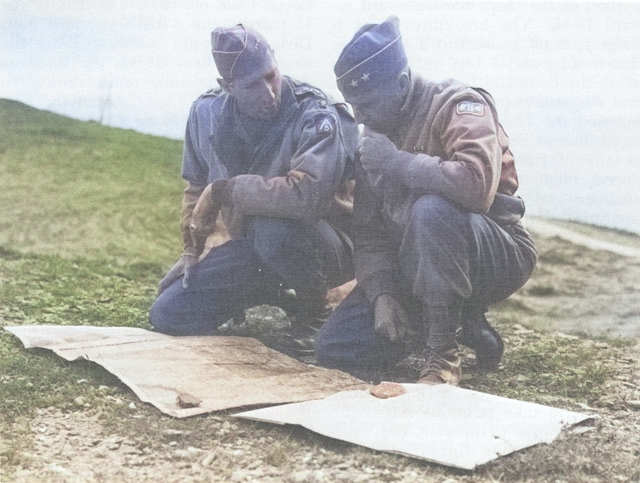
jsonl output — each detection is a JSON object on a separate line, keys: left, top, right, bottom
{"left": 1, "top": 99, "right": 638, "bottom": 482}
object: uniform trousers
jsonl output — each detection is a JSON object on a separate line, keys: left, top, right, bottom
{"left": 150, "top": 217, "right": 353, "bottom": 336}
{"left": 316, "top": 194, "right": 537, "bottom": 374}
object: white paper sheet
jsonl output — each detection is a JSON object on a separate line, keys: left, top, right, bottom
{"left": 235, "top": 383, "right": 594, "bottom": 470}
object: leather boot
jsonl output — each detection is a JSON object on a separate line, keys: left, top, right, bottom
{"left": 417, "top": 304, "right": 463, "bottom": 386}
{"left": 275, "top": 289, "right": 329, "bottom": 362}
{"left": 459, "top": 306, "right": 504, "bottom": 371}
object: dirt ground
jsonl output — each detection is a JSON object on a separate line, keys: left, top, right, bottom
{"left": 4, "top": 220, "right": 640, "bottom": 483}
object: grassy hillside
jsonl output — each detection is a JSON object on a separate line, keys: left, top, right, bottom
{"left": 1, "top": 100, "right": 638, "bottom": 483}
{"left": 0, "top": 99, "right": 185, "bottom": 263}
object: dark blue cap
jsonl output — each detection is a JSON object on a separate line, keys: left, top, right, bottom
{"left": 334, "top": 16, "right": 408, "bottom": 97}
{"left": 211, "top": 24, "right": 273, "bottom": 81}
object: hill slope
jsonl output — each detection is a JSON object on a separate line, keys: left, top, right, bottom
{"left": 0, "top": 99, "right": 185, "bottom": 263}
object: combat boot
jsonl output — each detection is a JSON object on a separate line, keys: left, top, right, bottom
{"left": 459, "top": 309, "right": 504, "bottom": 371}
{"left": 416, "top": 304, "right": 463, "bottom": 386}
{"left": 417, "top": 334, "right": 462, "bottom": 385}
{"left": 274, "top": 289, "right": 330, "bottom": 362}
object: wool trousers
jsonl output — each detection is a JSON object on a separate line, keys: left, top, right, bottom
{"left": 150, "top": 217, "right": 353, "bottom": 336}
{"left": 316, "top": 195, "right": 537, "bottom": 374}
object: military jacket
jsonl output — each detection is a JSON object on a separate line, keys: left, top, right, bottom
{"left": 181, "top": 76, "right": 357, "bottom": 243}
{"left": 354, "top": 74, "right": 524, "bottom": 302}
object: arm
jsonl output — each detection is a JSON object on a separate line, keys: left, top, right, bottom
{"left": 225, "top": 109, "right": 347, "bottom": 221}
{"left": 352, "top": 162, "right": 403, "bottom": 303}
{"left": 361, "top": 95, "right": 502, "bottom": 214}
{"left": 397, "top": 98, "right": 502, "bottom": 213}
{"left": 158, "top": 97, "right": 221, "bottom": 293}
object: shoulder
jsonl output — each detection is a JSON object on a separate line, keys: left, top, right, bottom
{"left": 288, "top": 77, "right": 331, "bottom": 102}
{"left": 285, "top": 77, "right": 345, "bottom": 133}
{"left": 188, "top": 87, "right": 227, "bottom": 119}
{"left": 286, "top": 77, "right": 336, "bottom": 113}
{"left": 196, "top": 86, "right": 225, "bottom": 101}
{"left": 191, "top": 87, "right": 226, "bottom": 109}
{"left": 431, "top": 79, "right": 495, "bottom": 119}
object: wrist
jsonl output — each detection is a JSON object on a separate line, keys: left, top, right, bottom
{"left": 183, "top": 246, "right": 198, "bottom": 258}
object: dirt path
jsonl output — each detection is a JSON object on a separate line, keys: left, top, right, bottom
{"left": 526, "top": 218, "right": 640, "bottom": 259}
{"left": 524, "top": 217, "right": 640, "bottom": 341}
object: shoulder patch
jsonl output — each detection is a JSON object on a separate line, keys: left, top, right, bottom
{"left": 456, "top": 101, "right": 485, "bottom": 117}
{"left": 316, "top": 115, "right": 336, "bottom": 136}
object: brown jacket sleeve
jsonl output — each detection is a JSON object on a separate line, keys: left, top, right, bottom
{"left": 395, "top": 95, "right": 502, "bottom": 214}
{"left": 180, "top": 182, "right": 205, "bottom": 253}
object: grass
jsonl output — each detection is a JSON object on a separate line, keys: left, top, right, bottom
{"left": 0, "top": 99, "right": 184, "bottom": 262}
{"left": 1, "top": 99, "right": 639, "bottom": 482}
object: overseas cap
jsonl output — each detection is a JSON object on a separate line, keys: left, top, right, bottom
{"left": 211, "top": 24, "right": 273, "bottom": 81}
{"left": 334, "top": 16, "right": 408, "bottom": 97}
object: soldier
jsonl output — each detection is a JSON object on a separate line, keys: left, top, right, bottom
{"left": 316, "top": 16, "right": 537, "bottom": 384}
{"left": 150, "top": 24, "right": 357, "bottom": 358}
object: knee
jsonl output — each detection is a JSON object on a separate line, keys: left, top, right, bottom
{"left": 314, "top": 286, "right": 378, "bottom": 370}
{"left": 250, "top": 218, "right": 311, "bottom": 268}
{"left": 149, "top": 290, "right": 179, "bottom": 335}
{"left": 149, "top": 282, "right": 197, "bottom": 336}
{"left": 410, "top": 195, "right": 463, "bottom": 225}
{"left": 406, "top": 195, "right": 472, "bottom": 241}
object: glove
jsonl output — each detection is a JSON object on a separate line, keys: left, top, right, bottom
{"left": 373, "top": 293, "right": 412, "bottom": 342}
{"left": 190, "top": 179, "right": 229, "bottom": 252}
{"left": 359, "top": 126, "right": 402, "bottom": 176}
{"left": 157, "top": 250, "right": 199, "bottom": 294}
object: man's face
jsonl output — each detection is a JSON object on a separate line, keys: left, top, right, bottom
{"left": 343, "top": 78, "right": 406, "bottom": 134}
{"left": 227, "top": 54, "right": 282, "bottom": 121}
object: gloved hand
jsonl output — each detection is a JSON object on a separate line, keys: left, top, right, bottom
{"left": 190, "top": 179, "right": 229, "bottom": 252}
{"left": 157, "top": 250, "right": 199, "bottom": 294}
{"left": 359, "top": 126, "right": 402, "bottom": 176}
{"left": 373, "top": 293, "right": 412, "bottom": 342}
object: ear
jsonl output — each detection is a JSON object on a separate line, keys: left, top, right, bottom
{"left": 398, "top": 70, "right": 410, "bottom": 96}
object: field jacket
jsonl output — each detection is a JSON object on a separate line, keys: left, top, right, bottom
{"left": 354, "top": 74, "right": 525, "bottom": 302}
{"left": 180, "top": 76, "right": 358, "bottom": 248}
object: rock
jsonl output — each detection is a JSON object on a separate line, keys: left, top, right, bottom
{"left": 626, "top": 400, "right": 640, "bottom": 410}
{"left": 230, "top": 469, "right": 249, "bottom": 481}
{"left": 177, "top": 392, "right": 202, "bottom": 408}
{"left": 290, "top": 470, "right": 313, "bottom": 483}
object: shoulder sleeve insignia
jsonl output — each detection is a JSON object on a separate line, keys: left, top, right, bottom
{"left": 456, "top": 101, "right": 485, "bottom": 116}
{"left": 316, "top": 115, "right": 336, "bottom": 136}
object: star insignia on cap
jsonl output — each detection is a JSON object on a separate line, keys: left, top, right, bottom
{"left": 361, "top": 73, "right": 370, "bottom": 82}
{"left": 350, "top": 79, "right": 359, "bottom": 88}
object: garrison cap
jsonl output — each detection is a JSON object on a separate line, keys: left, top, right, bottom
{"left": 334, "top": 16, "right": 408, "bottom": 97}
{"left": 211, "top": 24, "right": 273, "bottom": 81}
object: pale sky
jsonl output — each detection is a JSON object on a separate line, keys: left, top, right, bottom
{"left": 2, "top": 0, "right": 639, "bottom": 232}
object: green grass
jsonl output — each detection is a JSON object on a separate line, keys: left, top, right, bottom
{"left": 0, "top": 99, "right": 184, "bottom": 263}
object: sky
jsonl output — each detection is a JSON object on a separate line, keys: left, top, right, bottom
{"left": 2, "top": 0, "right": 640, "bottom": 233}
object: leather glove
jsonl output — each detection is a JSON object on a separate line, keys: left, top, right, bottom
{"left": 190, "top": 179, "right": 229, "bottom": 253}
{"left": 157, "top": 250, "right": 199, "bottom": 294}
{"left": 359, "top": 126, "right": 402, "bottom": 176}
{"left": 373, "top": 293, "right": 412, "bottom": 342}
